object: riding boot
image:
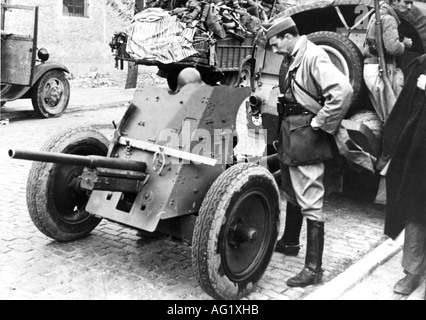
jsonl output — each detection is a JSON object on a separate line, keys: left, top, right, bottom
{"left": 287, "top": 219, "right": 324, "bottom": 287}
{"left": 275, "top": 202, "right": 303, "bottom": 256}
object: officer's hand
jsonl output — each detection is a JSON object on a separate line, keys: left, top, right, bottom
{"left": 403, "top": 37, "right": 413, "bottom": 48}
{"left": 310, "top": 117, "right": 320, "bottom": 130}
{"left": 417, "top": 74, "right": 426, "bottom": 91}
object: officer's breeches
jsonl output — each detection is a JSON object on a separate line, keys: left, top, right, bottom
{"left": 281, "top": 162, "right": 326, "bottom": 222}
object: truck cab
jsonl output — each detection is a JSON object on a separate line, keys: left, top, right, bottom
{"left": 1, "top": 3, "right": 70, "bottom": 118}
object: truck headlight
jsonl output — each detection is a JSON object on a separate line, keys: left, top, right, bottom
{"left": 38, "top": 48, "right": 50, "bottom": 62}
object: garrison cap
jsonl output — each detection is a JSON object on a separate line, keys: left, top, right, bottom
{"left": 264, "top": 17, "right": 296, "bottom": 40}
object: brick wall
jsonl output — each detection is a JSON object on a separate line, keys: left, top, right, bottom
{"left": 3, "top": 0, "right": 133, "bottom": 77}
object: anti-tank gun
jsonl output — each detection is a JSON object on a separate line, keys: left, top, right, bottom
{"left": 9, "top": 74, "right": 281, "bottom": 300}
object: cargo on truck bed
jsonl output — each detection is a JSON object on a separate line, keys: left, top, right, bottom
{"left": 109, "top": 1, "right": 274, "bottom": 89}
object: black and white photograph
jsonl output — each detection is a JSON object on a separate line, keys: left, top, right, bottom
{"left": 1, "top": 0, "right": 425, "bottom": 303}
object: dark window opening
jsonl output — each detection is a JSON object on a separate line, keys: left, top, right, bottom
{"left": 63, "top": 0, "right": 88, "bottom": 18}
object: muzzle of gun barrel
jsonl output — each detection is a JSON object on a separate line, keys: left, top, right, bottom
{"left": 249, "top": 95, "right": 262, "bottom": 116}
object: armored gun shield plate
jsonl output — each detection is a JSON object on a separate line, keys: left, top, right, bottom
{"left": 86, "top": 84, "right": 251, "bottom": 232}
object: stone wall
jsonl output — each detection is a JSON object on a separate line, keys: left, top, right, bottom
{"left": 3, "top": 0, "right": 134, "bottom": 77}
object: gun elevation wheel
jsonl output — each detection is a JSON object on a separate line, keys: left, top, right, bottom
{"left": 192, "top": 163, "right": 280, "bottom": 300}
{"left": 27, "top": 126, "right": 108, "bottom": 242}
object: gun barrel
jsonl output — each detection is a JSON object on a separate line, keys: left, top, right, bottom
{"left": 249, "top": 95, "right": 262, "bottom": 115}
{"left": 8, "top": 149, "right": 147, "bottom": 172}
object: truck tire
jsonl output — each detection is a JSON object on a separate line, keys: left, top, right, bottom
{"left": 238, "top": 63, "right": 252, "bottom": 87}
{"left": 26, "top": 126, "right": 108, "bottom": 242}
{"left": 192, "top": 163, "right": 280, "bottom": 300}
{"left": 220, "top": 64, "right": 251, "bottom": 87}
{"left": 307, "top": 31, "right": 366, "bottom": 114}
{"left": 31, "top": 69, "right": 70, "bottom": 118}
{"left": 1, "top": 84, "right": 10, "bottom": 107}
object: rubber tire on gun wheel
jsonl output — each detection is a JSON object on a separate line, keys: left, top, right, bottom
{"left": 26, "top": 126, "right": 108, "bottom": 242}
{"left": 31, "top": 69, "right": 70, "bottom": 118}
{"left": 192, "top": 163, "right": 280, "bottom": 300}
{"left": 306, "top": 31, "right": 366, "bottom": 115}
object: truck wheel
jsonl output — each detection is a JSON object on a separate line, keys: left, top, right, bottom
{"left": 31, "top": 69, "right": 70, "bottom": 118}
{"left": 192, "top": 163, "right": 280, "bottom": 300}
{"left": 238, "top": 63, "right": 251, "bottom": 87}
{"left": 1, "top": 84, "right": 11, "bottom": 106}
{"left": 219, "top": 72, "right": 239, "bottom": 87}
{"left": 26, "top": 126, "right": 108, "bottom": 242}
{"left": 307, "top": 31, "right": 366, "bottom": 113}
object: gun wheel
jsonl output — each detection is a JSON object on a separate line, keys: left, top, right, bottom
{"left": 192, "top": 163, "right": 280, "bottom": 300}
{"left": 26, "top": 126, "right": 108, "bottom": 242}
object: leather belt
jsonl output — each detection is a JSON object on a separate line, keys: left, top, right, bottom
{"left": 284, "top": 103, "right": 311, "bottom": 116}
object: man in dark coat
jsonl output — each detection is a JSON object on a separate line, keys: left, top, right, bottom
{"left": 381, "top": 54, "right": 426, "bottom": 295}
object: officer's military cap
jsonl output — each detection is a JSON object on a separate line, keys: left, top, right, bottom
{"left": 264, "top": 17, "right": 296, "bottom": 40}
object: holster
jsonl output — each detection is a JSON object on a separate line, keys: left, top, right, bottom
{"left": 277, "top": 96, "right": 311, "bottom": 116}
{"left": 277, "top": 100, "right": 286, "bottom": 116}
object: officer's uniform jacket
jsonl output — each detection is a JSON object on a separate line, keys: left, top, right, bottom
{"left": 277, "top": 35, "right": 353, "bottom": 166}
{"left": 288, "top": 35, "right": 353, "bottom": 135}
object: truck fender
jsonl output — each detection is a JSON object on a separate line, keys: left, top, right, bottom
{"left": 19, "top": 62, "right": 70, "bottom": 99}
{"left": 32, "top": 62, "right": 70, "bottom": 85}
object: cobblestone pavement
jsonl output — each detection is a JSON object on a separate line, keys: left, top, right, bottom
{"left": 0, "top": 92, "right": 387, "bottom": 300}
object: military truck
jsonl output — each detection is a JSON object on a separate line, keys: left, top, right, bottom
{"left": 248, "top": 0, "right": 426, "bottom": 194}
{"left": 1, "top": 3, "right": 70, "bottom": 118}
{"left": 247, "top": 0, "right": 426, "bottom": 119}
{"left": 112, "top": 0, "right": 426, "bottom": 133}
{"left": 109, "top": 0, "right": 279, "bottom": 90}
